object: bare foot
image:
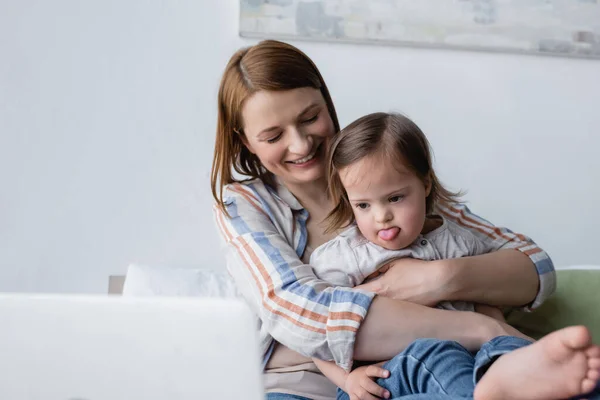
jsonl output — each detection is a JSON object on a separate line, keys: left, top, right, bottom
{"left": 474, "top": 326, "right": 600, "bottom": 400}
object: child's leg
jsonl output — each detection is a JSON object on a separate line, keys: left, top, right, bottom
{"left": 338, "top": 329, "right": 600, "bottom": 400}
{"left": 473, "top": 333, "right": 600, "bottom": 400}
{"left": 388, "top": 396, "right": 469, "bottom": 400}
{"left": 266, "top": 393, "right": 312, "bottom": 400}
{"left": 473, "top": 335, "right": 533, "bottom": 383}
{"left": 337, "top": 391, "right": 470, "bottom": 400}
{"left": 335, "top": 388, "right": 347, "bottom": 400}
{"left": 376, "top": 338, "right": 476, "bottom": 398}
{"left": 474, "top": 326, "right": 600, "bottom": 400}
{"left": 336, "top": 339, "right": 475, "bottom": 400}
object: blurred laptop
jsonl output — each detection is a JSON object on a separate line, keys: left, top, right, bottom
{"left": 0, "top": 294, "right": 263, "bottom": 400}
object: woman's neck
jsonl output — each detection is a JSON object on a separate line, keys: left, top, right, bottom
{"left": 285, "top": 177, "right": 341, "bottom": 249}
{"left": 285, "top": 177, "right": 331, "bottom": 213}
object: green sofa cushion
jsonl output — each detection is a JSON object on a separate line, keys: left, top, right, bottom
{"left": 507, "top": 269, "right": 600, "bottom": 343}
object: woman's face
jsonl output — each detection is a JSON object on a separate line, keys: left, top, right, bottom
{"left": 241, "top": 87, "right": 335, "bottom": 187}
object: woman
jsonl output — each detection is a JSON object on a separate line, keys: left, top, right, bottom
{"left": 211, "top": 40, "right": 558, "bottom": 400}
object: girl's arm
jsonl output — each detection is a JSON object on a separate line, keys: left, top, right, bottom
{"left": 314, "top": 358, "right": 391, "bottom": 400}
{"left": 312, "top": 358, "right": 348, "bottom": 389}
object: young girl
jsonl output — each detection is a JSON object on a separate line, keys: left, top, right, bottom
{"left": 310, "top": 112, "right": 600, "bottom": 400}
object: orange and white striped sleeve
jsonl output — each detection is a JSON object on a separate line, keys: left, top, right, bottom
{"left": 438, "top": 203, "right": 556, "bottom": 311}
{"left": 213, "top": 183, "right": 374, "bottom": 371}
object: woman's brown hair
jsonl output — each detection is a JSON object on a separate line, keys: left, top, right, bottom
{"left": 325, "top": 112, "right": 462, "bottom": 232}
{"left": 211, "top": 40, "right": 340, "bottom": 213}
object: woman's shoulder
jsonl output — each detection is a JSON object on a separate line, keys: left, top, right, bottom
{"left": 224, "top": 178, "right": 304, "bottom": 212}
{"left": 220, "top": 179, "right": 299, "bottom": 223}
{"left": 434, "top": 201, "right": 469, "bottom": 216}
{"left": 223, "top": 179, "right": 274, "bottom": 204}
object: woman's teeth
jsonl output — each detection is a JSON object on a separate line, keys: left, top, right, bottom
{"left": 291, "top": 149, "right": 317, "bottom": 164}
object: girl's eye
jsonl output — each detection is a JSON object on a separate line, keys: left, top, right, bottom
{"left": 356, "top": 203, "right": 369, "bottom": 210}
{"left": 267, "top": 133, "right": 282, "bottom": 144}
{"left": 389, "top": 195, "right": 404, "bottom": 203}
{"left": 302, "top": 113, "right": 319, "bottom": 124}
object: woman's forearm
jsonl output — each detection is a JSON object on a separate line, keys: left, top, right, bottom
{"left": 441, "top": 249, "right": 539, "bottom": 307}
{"left": 353, "top": 296, "right": 510, "bottom": 361}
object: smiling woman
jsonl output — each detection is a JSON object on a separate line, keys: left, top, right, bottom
{"left": 240, "top": 88, "right": 334, "bottom": 189}
{"left": 210, "top": 40, "right": 560, "bottom": 400}
{"left": 210, "top": 40, "right": 341, "bottom": 215}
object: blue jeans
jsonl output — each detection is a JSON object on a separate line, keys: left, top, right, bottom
{"left": 335, "top": 336, "right": 600, "bottom": 400}
{"left": 266, "top": 394, "right": 312, "bottom": 400}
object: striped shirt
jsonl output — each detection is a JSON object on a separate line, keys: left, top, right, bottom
{"left": 311, "top": 216, "right": 555, "bottom": 311}
{"left": 213, "top": 178, "right": 556, "bottom": 371}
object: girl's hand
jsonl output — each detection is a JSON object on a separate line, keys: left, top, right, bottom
{"left": 344, "top": 365, "right": 391, "bottom": 400}
{"left": 356, "top": 258, "right": 448, "bottom": 306}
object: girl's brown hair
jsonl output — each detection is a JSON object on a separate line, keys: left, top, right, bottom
{"left": 211, "top": 40, "right": 340, "bottom": 213}
{"left": 325, "top": 112, "right": 462, "bottom": 232}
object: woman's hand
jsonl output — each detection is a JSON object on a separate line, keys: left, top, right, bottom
{"left": 475, "top": 304, "right": 506, "bottom": 322}
{"left": 344, "top": 364, "right": 391, "bottom": 400}
{"left": 356, "top": 258, "right": 449, "bottom": 306}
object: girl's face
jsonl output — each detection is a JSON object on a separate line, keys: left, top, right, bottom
{"left": 339, "top": 154, "right": 431, "bottom": 250}
{"left": 241, "top": 87, "right": 335, "bottom": 187}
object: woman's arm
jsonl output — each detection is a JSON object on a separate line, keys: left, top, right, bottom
{"left": 215, "top": 184, "right": 525, "bottom": 369}
{"left": 215, "top": 183, "right": 374, "bottom": 371}
{"left": 438, "top": 203, "right": 556, "bottom": 309}
{"left": 353, "top": 296, "right": 527, "bottom": 361}
{"left": 358, "top": 204, "right": 555, "bottom": 309}
{"left": 441, "top": 250, "right": 539, "bottom": 307}
{"left": 475, "top": 304, "right": 506, "bottom": 321}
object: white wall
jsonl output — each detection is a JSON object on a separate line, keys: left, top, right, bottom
{"left": 1, "top": 0, "right": 598, "bottom": 293}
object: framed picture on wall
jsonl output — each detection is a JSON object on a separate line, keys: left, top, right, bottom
{"left": 239, "top": 0, "right": 600, "bottom": 59}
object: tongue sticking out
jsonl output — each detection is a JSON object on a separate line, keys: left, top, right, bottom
{"left": 378, "top": 227, "right": 400, "bottom": 241}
